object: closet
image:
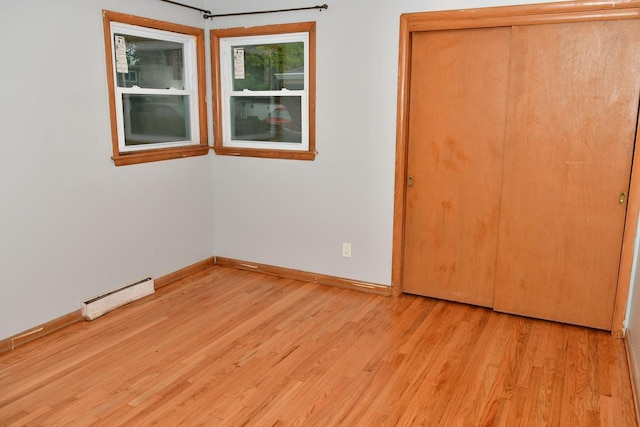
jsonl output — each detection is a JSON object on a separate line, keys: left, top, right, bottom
{"left": 398, "top": 3, "right": 640, "bottom": 330}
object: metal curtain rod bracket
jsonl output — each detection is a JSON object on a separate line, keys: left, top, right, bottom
{"left": 158, "top": 0, "right": 212, "bottom": 16}
{"left": 204, "top": 4, "right": 328, "bottom": 19}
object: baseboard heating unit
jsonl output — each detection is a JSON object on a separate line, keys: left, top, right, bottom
{"left": 81, "top": 277, "right": 155, "bottom": 321}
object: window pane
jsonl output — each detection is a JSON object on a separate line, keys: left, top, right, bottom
{"left": 122, "top": 94, "right": 190, "bottom": 145}
{"left": 231, "top": 42, "right": 304, "bottom": 91}
{"left": 231, "top": 96, "right": 302, "bottom": 143}
{"left": 115, "top": 34, "right": 185, "bottom": 89}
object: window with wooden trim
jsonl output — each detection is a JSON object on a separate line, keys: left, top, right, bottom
{"left": 211, "top": 22, "right": 316, "bottom": 160}
{"left": 103, "top": 11, "right": 208, "bottom": 166}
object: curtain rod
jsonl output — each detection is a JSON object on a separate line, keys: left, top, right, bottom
{"left": 158, "top": 0, "right": 211, "bottom": 16}
{"left": 204, "top": 4, "right": 328, "bottom": 19}
{"left": 157, "top": 1, "right": 328, "bottom": 20}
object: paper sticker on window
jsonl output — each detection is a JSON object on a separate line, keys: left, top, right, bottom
{"left": 115, "top": 35, "right": 129, "bottom": 74}
{"left": 233, "top": 47, "right": 245, "bottom": 79}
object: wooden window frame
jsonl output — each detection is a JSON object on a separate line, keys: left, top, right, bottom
{"left": 102, "top": 10, "right": 209, "bottom": 166}
{"left": 211, "top": 22, "right": 316, "bottom": 161}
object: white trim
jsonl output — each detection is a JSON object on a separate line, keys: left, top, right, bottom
{"left": 219, "top": 32, "right": 310, "bottom": 151}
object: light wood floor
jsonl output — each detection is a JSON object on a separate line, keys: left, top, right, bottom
{"left": 0, "top": 266, "right": 637, "bottom": 426}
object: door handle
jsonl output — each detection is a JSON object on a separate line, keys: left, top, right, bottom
{"left": 620, "top": 192, "right": 627, "bottom": 205}
{"left": 408, "top": 176, "right": 413, "bottom": 187}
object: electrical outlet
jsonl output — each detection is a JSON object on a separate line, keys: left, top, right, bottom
{"left": 342, "top": 242, "right": 352, "bottom": 258}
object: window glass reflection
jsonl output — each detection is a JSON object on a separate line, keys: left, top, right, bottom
{"left": 122, "top": 94, "right": 190, "bottom": 145}
{"left": 230, "top": 96, "right": 302, "bottom": 143}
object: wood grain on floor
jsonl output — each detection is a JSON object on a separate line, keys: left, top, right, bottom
{"left": 0, "top": 266, "right": 636, "bottom": 426}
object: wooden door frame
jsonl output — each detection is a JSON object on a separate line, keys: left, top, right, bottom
{"left": 391, "top": 0, "right": 640, "bottom": 335}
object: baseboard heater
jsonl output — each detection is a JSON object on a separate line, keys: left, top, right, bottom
{"left": 81, "top": 277, "right": 155, "bottom": 321}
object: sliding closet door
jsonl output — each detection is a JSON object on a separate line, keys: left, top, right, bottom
{"left": 494, "top": 20, "right": 640, "bottom": 329}
{"left": 402, "top": 28, "right": 511, "bottom": 307}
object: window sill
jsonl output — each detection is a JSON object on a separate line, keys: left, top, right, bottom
{"left": 213, "top": 146, "right": 316, "bottom": 160}
{"left": 112, "top": 145, "right": 210, "bottom": 166}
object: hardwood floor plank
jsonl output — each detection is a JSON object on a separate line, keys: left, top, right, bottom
{"left": 0, "top": 266, "right": 636, "bottom": 426}
{"left": 440, "top": 311, "right": 508, "bottom": 425}
{"left": 612, "top": 336, "right": 638, "bottom": 425}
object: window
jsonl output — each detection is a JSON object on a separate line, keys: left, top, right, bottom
{"left": 211, "top": 22, "right": 316, "bottom": 160}
{"left": 103, "top": 11, "right": 208, "bottom": 166}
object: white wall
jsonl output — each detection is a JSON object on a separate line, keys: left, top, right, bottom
{"left": 627, "top": 222, "right": 640, "bottom": 391}
{"left": 0, "top": 0, "right": 214, "bottom": 340}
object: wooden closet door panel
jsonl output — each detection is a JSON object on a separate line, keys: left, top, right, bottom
{"left": 402, "top": 28, "right": 511, "bottom": 307}
{"left": 494, "top": 20, "right": 640, "bottom": 329}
